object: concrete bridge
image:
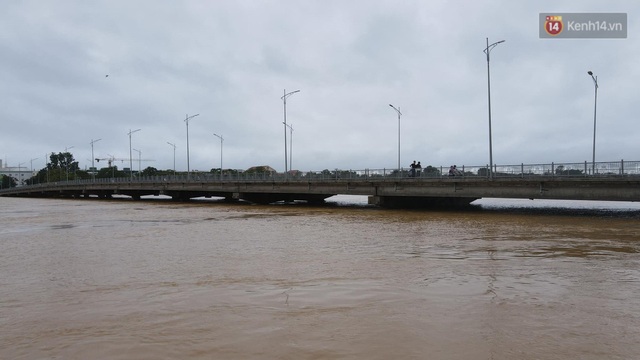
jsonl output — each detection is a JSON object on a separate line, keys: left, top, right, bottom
{"left": 2, "top": 161, "right": 640, "bottom": 208}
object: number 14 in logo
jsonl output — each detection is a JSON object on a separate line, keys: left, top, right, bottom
{"left": 545, "top": 15, "right": 563, "bottom": 36}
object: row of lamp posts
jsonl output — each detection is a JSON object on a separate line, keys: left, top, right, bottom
{"left": 177, "top": 56, "right": 599, "bottom": 180}
{"left": 484, "top": 38, "right": 598, "bottom": 178}
{"left": 43, "top": 42, "right": 601, "bottom": 184}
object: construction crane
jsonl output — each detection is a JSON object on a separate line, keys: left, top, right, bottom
{"left": 95, "top": 155, "right": 154, "bottom": 169}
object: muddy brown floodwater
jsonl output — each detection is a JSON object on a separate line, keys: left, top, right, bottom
{"left": 1, "top": 196, "right": 639, "bottom": 359}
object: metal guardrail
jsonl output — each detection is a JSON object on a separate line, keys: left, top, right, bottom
{"left": 2, "top": 160, "right": 640, "bottom": 193}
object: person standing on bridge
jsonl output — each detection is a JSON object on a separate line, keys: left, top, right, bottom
{"left": 409, "top": 161, "right": 416, "bottom": 177}
{"left": 416, "top": 161, "right": 422, "bottom": 177}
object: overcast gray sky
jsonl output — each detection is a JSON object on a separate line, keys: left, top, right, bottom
{"left": 1, "top": 0, "right": 637, "bottom": 173}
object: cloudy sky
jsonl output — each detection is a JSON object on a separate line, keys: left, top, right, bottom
{"left": 1, "top": 0, "right": 637, "bottom": 173}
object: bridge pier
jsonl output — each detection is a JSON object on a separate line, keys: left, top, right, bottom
{"left": 368, "top": 196, "right": 479, "bottom": 208}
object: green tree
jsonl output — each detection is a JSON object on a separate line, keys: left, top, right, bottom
{"left": 75, "top": 170, "right": 91, "bottom": 180}
{"left": 210, "top": 168, "right": 240, "bottom": 176}
{"left": 48, "top": 152, "right": 79, "bottom": 172}
{"left": 141, "top": 167, "right": 159, "bottom": 177}
{"left": 555, "top": 165, "right": 583, "bottom": 176}
{"left": 44, "top": 168, "right": 66, "bottom": 182}
{"left": 45, "top": 152, "right": 80, "bottom": 181}
{"left": 1, "top": 175, "right": 17, "bottom": 188}
{"left": 28, "top": 168, "right": 52, "bottom": 184}
{"left": 96, "top": 166, "right": 126, "bottom": 179}
{"left": 423, "top": 165, "right": 441, "bottom": 176}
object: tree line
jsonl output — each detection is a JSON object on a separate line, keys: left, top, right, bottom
{"left": 5, "top": 152, "right": 186, "bottom": 187}
{"left": 2, "top": 151, "right": 258, "bottom": 188}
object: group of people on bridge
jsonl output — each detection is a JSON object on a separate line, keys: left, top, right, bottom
{"left": 448, "top": 165, "right": 463, "bottom": 176}
{"left": 409, "top": 161, "right": 422, "bottom": 177}
{"left": 406, "top": 161, "right": 464, "bottom": 177}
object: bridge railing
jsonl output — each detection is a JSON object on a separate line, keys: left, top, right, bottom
{"left": 3, "top": 160, "right": 640, "bottom": 192}
{"left": 486, "top": 160, "right": 640, "bottom": 178}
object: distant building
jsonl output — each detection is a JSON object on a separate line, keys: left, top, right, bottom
{"left": 0, "top": 161, "right": 35, "bottom": 186}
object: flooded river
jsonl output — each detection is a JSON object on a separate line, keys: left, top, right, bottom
{"left": 1, "top": 196, "right": 639, "bottom": 359}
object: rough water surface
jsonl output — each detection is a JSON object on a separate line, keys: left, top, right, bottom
{"left": 1, "top": 196, "right": 639, "bottom": 359}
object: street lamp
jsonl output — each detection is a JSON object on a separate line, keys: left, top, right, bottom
{"left": 30, "top": 157, "right": 38, "bottom": 184}
{"left": 18, "top": 162, "right": 24, "bottom": 185}
{"left": 107, "top": 154, "right": 116, "bottom": 178}
{"left": 128, "top": 129, "right": 141, "bottom": 181}
{"left": 184, "top": 113, "right": 200, "bottom": 179}
{"left": 484, "top": 38, "right": 505, "bottom": 179}
{"left": 90, "top": 138, "right": 102, "bottom": 181}
{"left": 389, "top": 104, "right": 402, "bottom": 172}
{"left": 30, "top": 158, "right": 38, "bottom": 173}
{"left": 167, "top": 142, "right": 176, "bottom": 175}
{"left": 281, "top": 89, "right": 300, "bottom": 174}
{"left": 133, "top": 148, "right": 141, "bottom": 174}
{"left": 283, "top": 123, "right": 293, "bottom": 171}
{"left": 587, "top": 70, "right": 599, "bottom": 175}
{"left": 45, "top": 153, "right": 49, "bottom": 183}
{"left": 213, "top": 133, "right": 223, "bottom": 181}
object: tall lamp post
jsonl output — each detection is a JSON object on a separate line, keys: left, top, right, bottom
{"left": 389, "top": 104, "right": 402, "bottom": 172}
{"left": 30, "top": 157, "right": 38, "bottom": 184}
{"left": 283, "top": 123, "right": 293, "bottom": 171}
{"left": 213, "top": 133, "right": 224, "bottom": 181}
{"left": 133, "top": 148, "right": 141, "bottom": 174}
{"left": 484, "top": 38, "right": 505, "bottom": 179}
{"left": 281, "top": 89, "right": 300, "bottom": 174}
{"left": 184, "top": 113, "right": 200, "bottom": 179}
{"left": 30, "top": 157, "right": 38, "bottom": 174}
{"left": 18, "top": 162, "right": 24, "bottom": 185}
{"left": 587, "top": 70, "right": 599, "bottom": 175}
{"left": 167, "top": 142, "right": 176, "bottom": 175}
{"left": 128, "top": 129, "right": 141, "bottom": 181}
{"left": 90, "top": 138, "right": 102, "bottom": 182}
